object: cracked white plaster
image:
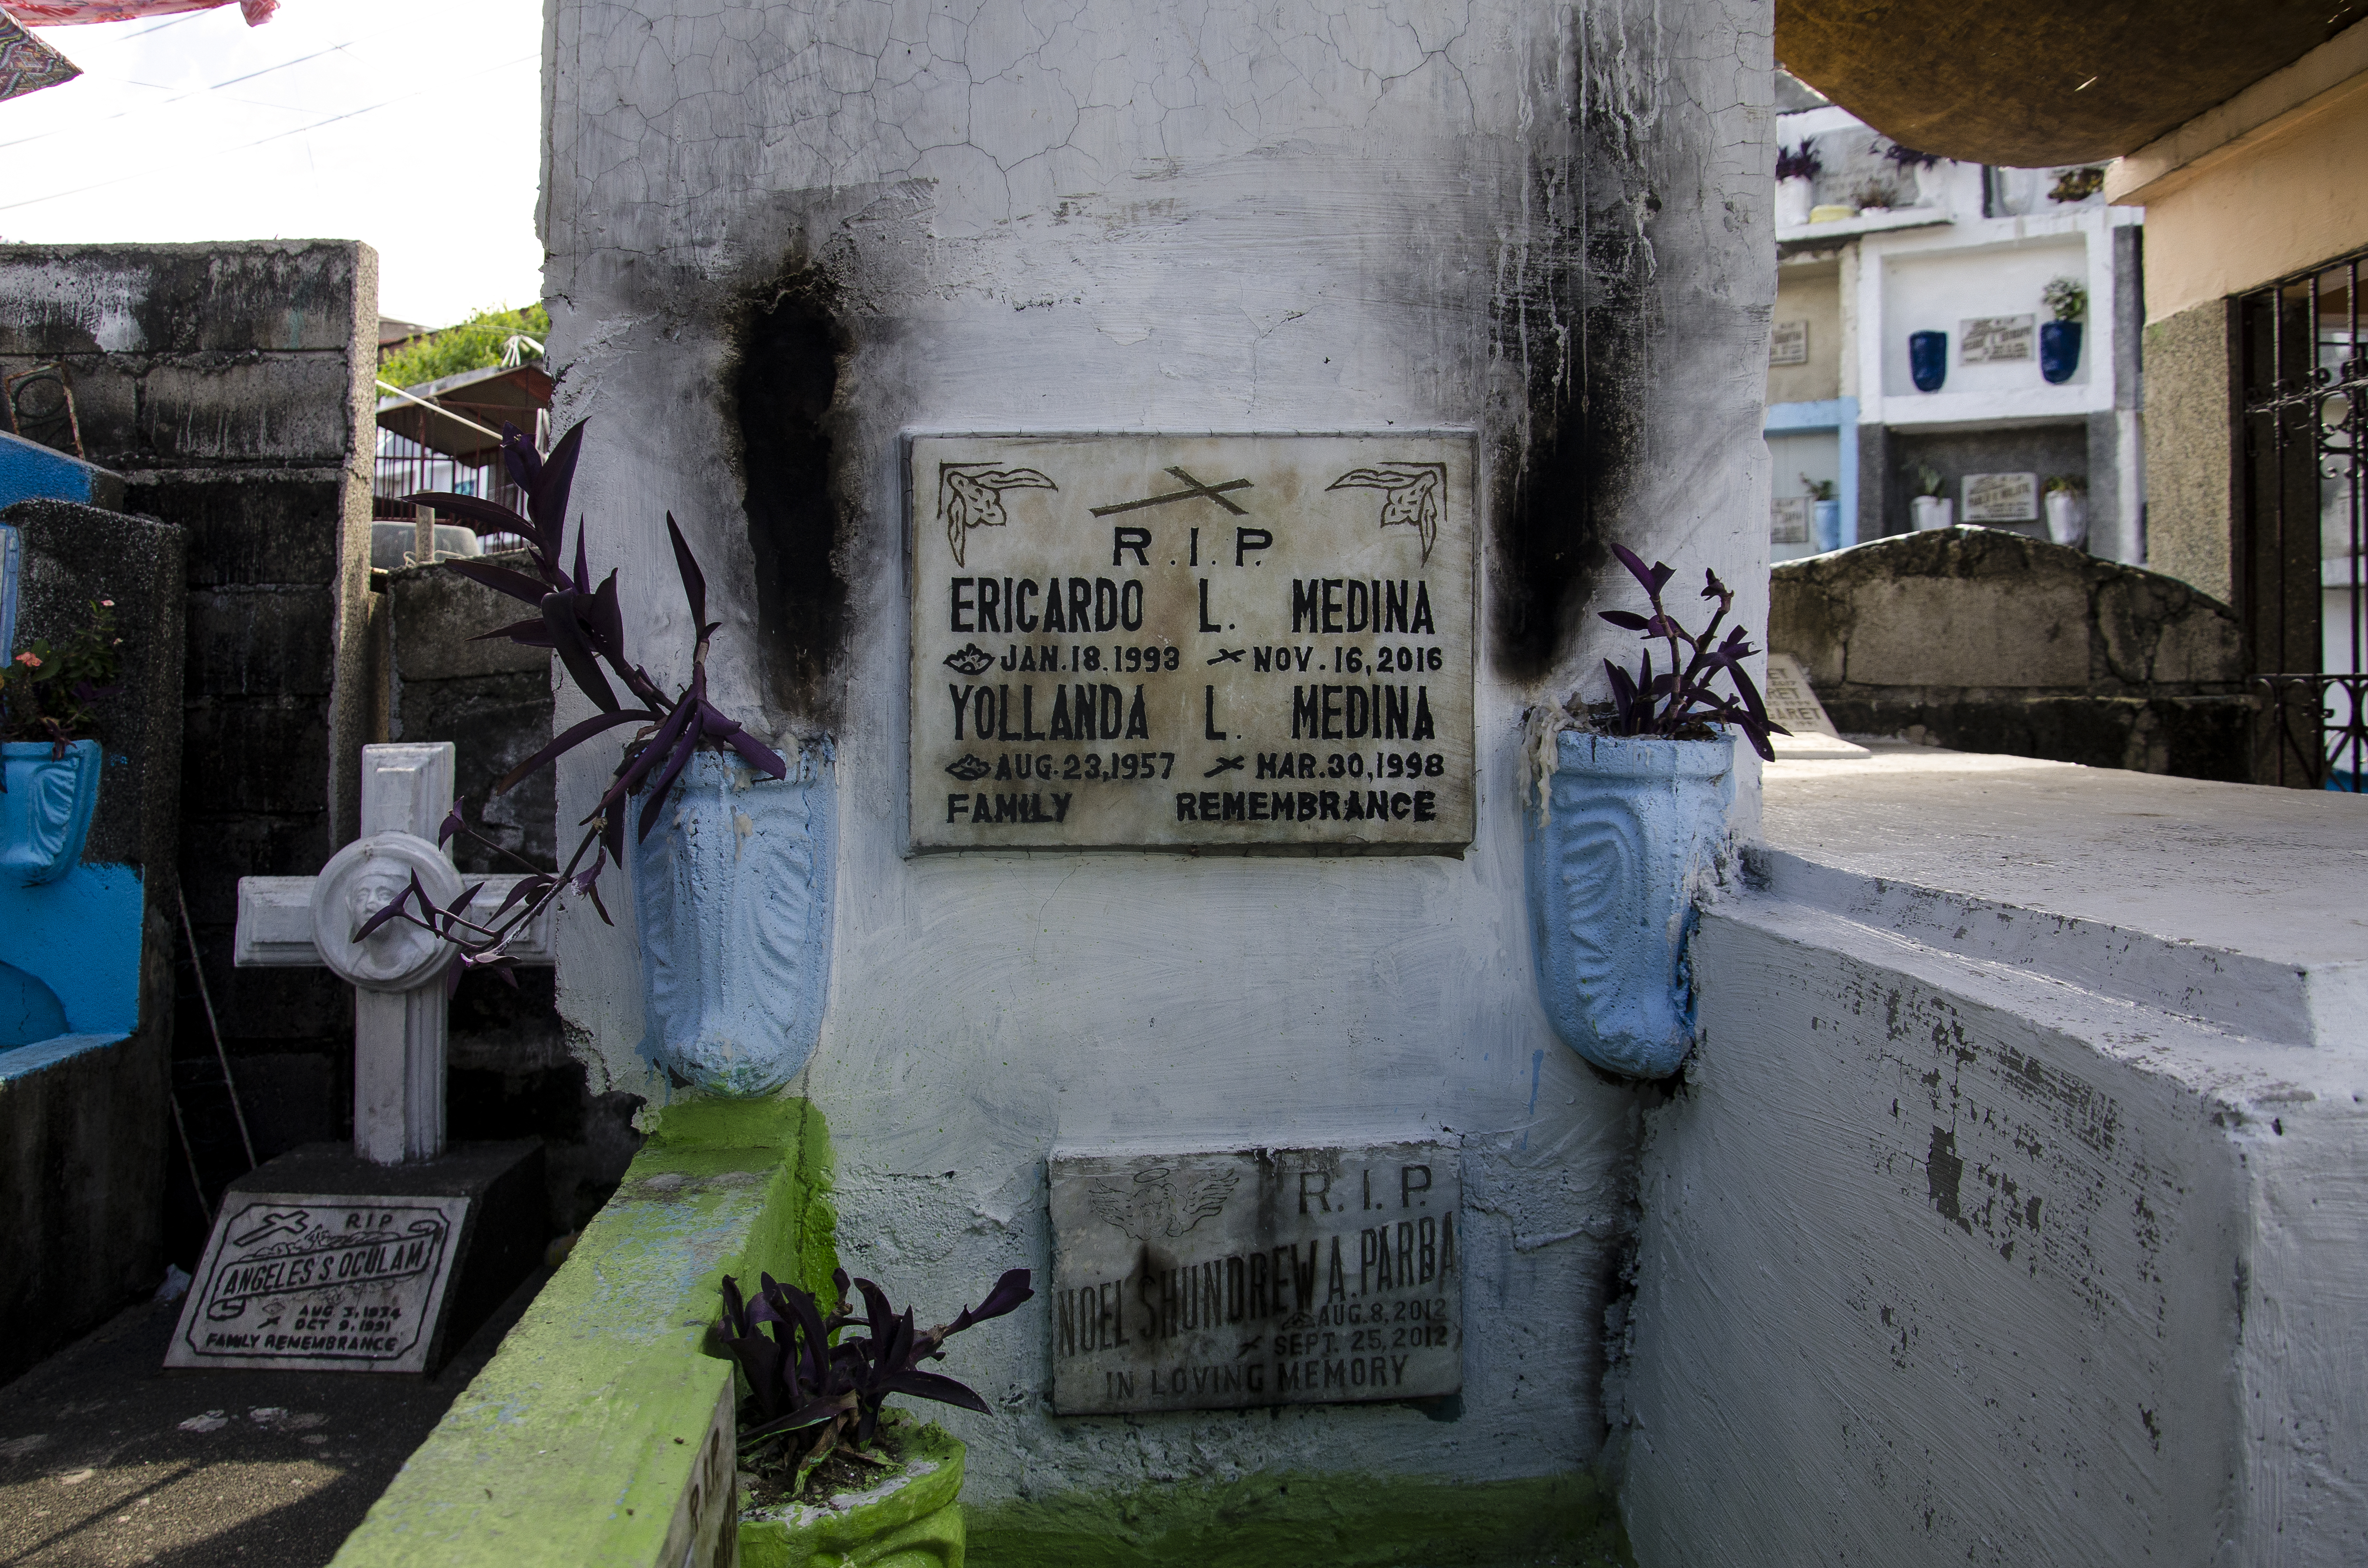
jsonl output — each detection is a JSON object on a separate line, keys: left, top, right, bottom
{"left": 541, "top": 0, "right": 1775, "bottom": 1504}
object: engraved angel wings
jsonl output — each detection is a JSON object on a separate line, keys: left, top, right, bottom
{"left": 1327, "top": 461, "right": 1446, "bottom": 563}
{"left": 940, "top": 463, "right": 1058, "bottom": 565}
{"left": 1085, "top": 1165, "right": 1242, "bottom": 1244}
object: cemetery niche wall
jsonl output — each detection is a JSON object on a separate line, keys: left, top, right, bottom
{"left": 530, "top": 0, "right": 1771, "bottom": 1553}
{"left": 0, "top": 496, "right": 185, "bottom": 1386}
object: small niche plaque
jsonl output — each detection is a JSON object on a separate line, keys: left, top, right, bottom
{"left": 908, "top": 434, "right": 1476, "bottom": 852}
{"left": 1048, "top": 1142, "right": 1463, "bottom": 1414}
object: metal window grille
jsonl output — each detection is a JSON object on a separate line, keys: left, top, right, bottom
{"left": 2234, "top": 245, "right": 2368, "bottom": 789}
{"left": 372, "top": 406, "right": 531, "bottom": 554}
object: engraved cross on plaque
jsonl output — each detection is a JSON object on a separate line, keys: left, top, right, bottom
{"left": 233, "top": 743, "right": 551, "bottom": 1165}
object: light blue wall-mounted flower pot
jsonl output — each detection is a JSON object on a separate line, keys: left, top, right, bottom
{"left": 2, "top": 739, "right": 100, "bottom": 886}
{"left": 1525, "top": 729, "right": 1735, "bottom": 1078}
{"left": 1812, "top": 500, "right": 1842, "bottom": 553}
{"left": 632, "top": 745, "right": 836, "bottom": 1096}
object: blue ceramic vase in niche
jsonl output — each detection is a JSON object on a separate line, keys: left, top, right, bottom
{"left": 2040, "top": 320, "right": 2084, "bottom": 384}
{"left": 1909, "top": 331, "right": 1948, "bottom": 392}
{"left": 632, "top": 744, "right": 836, "bottom": 1096}
{"left": 1813, "top": 500, "right": 1842, "bottom": 553}
{"left": 1, "top": 739, "right": 99, "bottom": 886}
{"left": 1524, "top": 728, "right": 1736, "bottom": 1078}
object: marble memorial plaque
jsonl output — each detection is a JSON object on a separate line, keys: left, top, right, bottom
{"left": 1959, "top": 315, "right": 2035, "bottom": 364}
{"left": 1962, "top": 471, "right": 2039, "bottom": 523}
{"left": 1768, "top": 319, "right": 1809, "bottom": 366}
{"left": 908, "top": 434, "right": 1476, "bottom": 852}
{"left": 1048, "top": 1142, "right": 1462, "bottom": 1414}
{"left": 165, "top": 1191, "right": 469, "bottom": 1373}
{"left": 1770, "top": 497, "right": 1812, "bottom": 544}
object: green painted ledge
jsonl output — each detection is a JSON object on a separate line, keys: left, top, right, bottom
{"left": 330, "top": 1097, "right": 836, "bottom": 1568}
{"left": 968, "top": 1468, "right": 1632, "bottom": 1568}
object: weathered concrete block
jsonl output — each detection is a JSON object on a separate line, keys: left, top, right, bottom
{"left": 1622, "top": 752, "right": 2368, "bottom": 1568}
{"left": 1771, "top": 528, "right": 2247, "bottom": 779}
{"left": 185, "top": 585, "right": 339, "bottom": 700}
{"left": 130, "top": 473, "right": 348, "bottom": 589}
{"left": 0, "top": 1030, "right": 169, "bottom": 1386}
{"left": 65, "top": 355, "right": 360, "bottom": 469}
{"left": 389, "top": 558, "right": 552, "bottom": 681}
{"left": 1842, "top": 573, "right": 2091, "bottom": 686}
{"left": 0, "top": 242, "right": 367, "bottom": 358}
{"left": 394, "top": 671, "right": 557, "bottom": 870}
{"left": 179, "top": 701, "right": 331, "bottom": 814}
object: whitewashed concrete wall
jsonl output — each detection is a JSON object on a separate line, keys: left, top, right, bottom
{"left": 539, "top": 0, "right": 1773, "bottom": 1496}
{"left": 1621, "top": 752, "right": 2368, "bottom": 1565}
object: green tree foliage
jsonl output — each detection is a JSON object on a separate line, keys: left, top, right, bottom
{"left": 381, "top": 303, "right": 550, "bottom": 391}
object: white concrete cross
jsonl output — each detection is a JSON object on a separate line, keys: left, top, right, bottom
{"left": 233, "top": 743, "right": 553, "bottom": 1165}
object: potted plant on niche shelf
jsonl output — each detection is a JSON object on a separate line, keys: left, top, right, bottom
{"left": 1, "top": 597, "right": 119, "bottom": 886}
{"left": 2044, "top": 475, "right": 2089, "bottom": 548}
{"left": 1801, "top": 475, "right": 1841, "bottom": 553}
{"left": 2040, "top": 276, "right": 2087, "bottom": 384}
{"left": 364, "top": 418, "right": 836, "bottom": 1096}
{"left": 1520, "top": 548, "right": 1786, "bottom": 1078}
{"left": 718, "top": 1265, "right": 1033, "bottom": 1566}
{"left": 1775, "top": 141, "right": 1820, "bottom": 228}
{"left": 1909, "top": 463, "right": 1953, "bottom": 530}
{"left": 1880, "top": 141, "right": 1945, "bottom": 207}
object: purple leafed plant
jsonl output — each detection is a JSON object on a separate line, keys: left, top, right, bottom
{"left": 357, "top": 418, "right": 787, "bottom": 987}
{"left": 1775, "top": 143, "right": 1821, "bottom": 182}
{"left": 718, "top": 1266, "right": 1033, "bottom": 1496}
{"left": 1591, "top": 544, "right": 1788, "bottom": 763}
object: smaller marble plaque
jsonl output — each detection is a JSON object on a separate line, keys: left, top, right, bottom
{"left": 165, "top": 1192, "right": 469, "bottom": 1373}
{"left": 1763, "top": 652, "right": 1869, "bottom": 760}
{"left": 1962, "top": 471, "right": 2039, "bottom": 523}
{"left": 1771, "top": 497, "right": 1812, "bottom": 544}
{"left": 1959, "top": 315, "right": 2035, "bottom": 364}
{"left": 1049, "top": 1142, "right": 1461, "bottom": 1414}
{"left": 1769, "top": 320, "right": 1810, "bottom": 367}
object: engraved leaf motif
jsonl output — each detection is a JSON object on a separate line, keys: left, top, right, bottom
{"left": 1326, "top": 463, "right": 1444, "bottom": 564}
{"left": 940, "top": 465, "right": 1057, "bottom": 567}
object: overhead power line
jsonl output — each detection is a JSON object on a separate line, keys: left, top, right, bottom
{"left": 0, "top": 51, "right": 534, "bottom": 214}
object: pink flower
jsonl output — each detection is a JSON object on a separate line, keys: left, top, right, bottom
{"left": 13, "top": 652, "right": 40, "bottom": 668}
{"left": 99, "top": 599, "right": 113, "bottom": 608}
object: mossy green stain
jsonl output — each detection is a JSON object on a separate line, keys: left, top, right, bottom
{"left": 329, "top": 1095, "right": 837, "bottom": 1568}
{"left": 966, "top": 1468, "right": 1632, "bottom": 1568}
{"left": 739, "top": 1418, "right": 966, "bottom": 1568}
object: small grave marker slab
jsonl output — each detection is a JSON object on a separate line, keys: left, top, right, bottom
{"left": 164, "top": 1139, "right": 545, "bottom": 1375}
{"left": 1763, "top": 652, "right": 1869, "bottom": 760}
{"left": 1768, "top": 319, "right": 1809, "bottom": 366}
{"left": 167, "top": 1192, "right": 469, "bottom": 1373}
{"left": 1048, "top": 1140, "right": 1461, "bottom": 1414}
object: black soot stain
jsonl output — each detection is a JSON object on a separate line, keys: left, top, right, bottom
{"left": 731, "top": 262, "right": 850, "bottom": 727}
{"left": 1486, "top": 155, "right": 1656, "bottom": 681}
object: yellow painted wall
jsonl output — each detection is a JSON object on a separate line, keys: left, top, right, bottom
{"left": 2141, "top": 80, "right": 2368, "bottom": 319}
{"left": 1768, "top": 259, "right": 1843, "bottom": 405}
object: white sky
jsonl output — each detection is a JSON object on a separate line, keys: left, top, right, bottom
{"left": 0, "top": 0, "right": 543, "bottom": 328}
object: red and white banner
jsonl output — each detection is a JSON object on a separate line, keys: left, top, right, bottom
{"left": 0, "top": 0, "right": 274, "bottom": 26}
